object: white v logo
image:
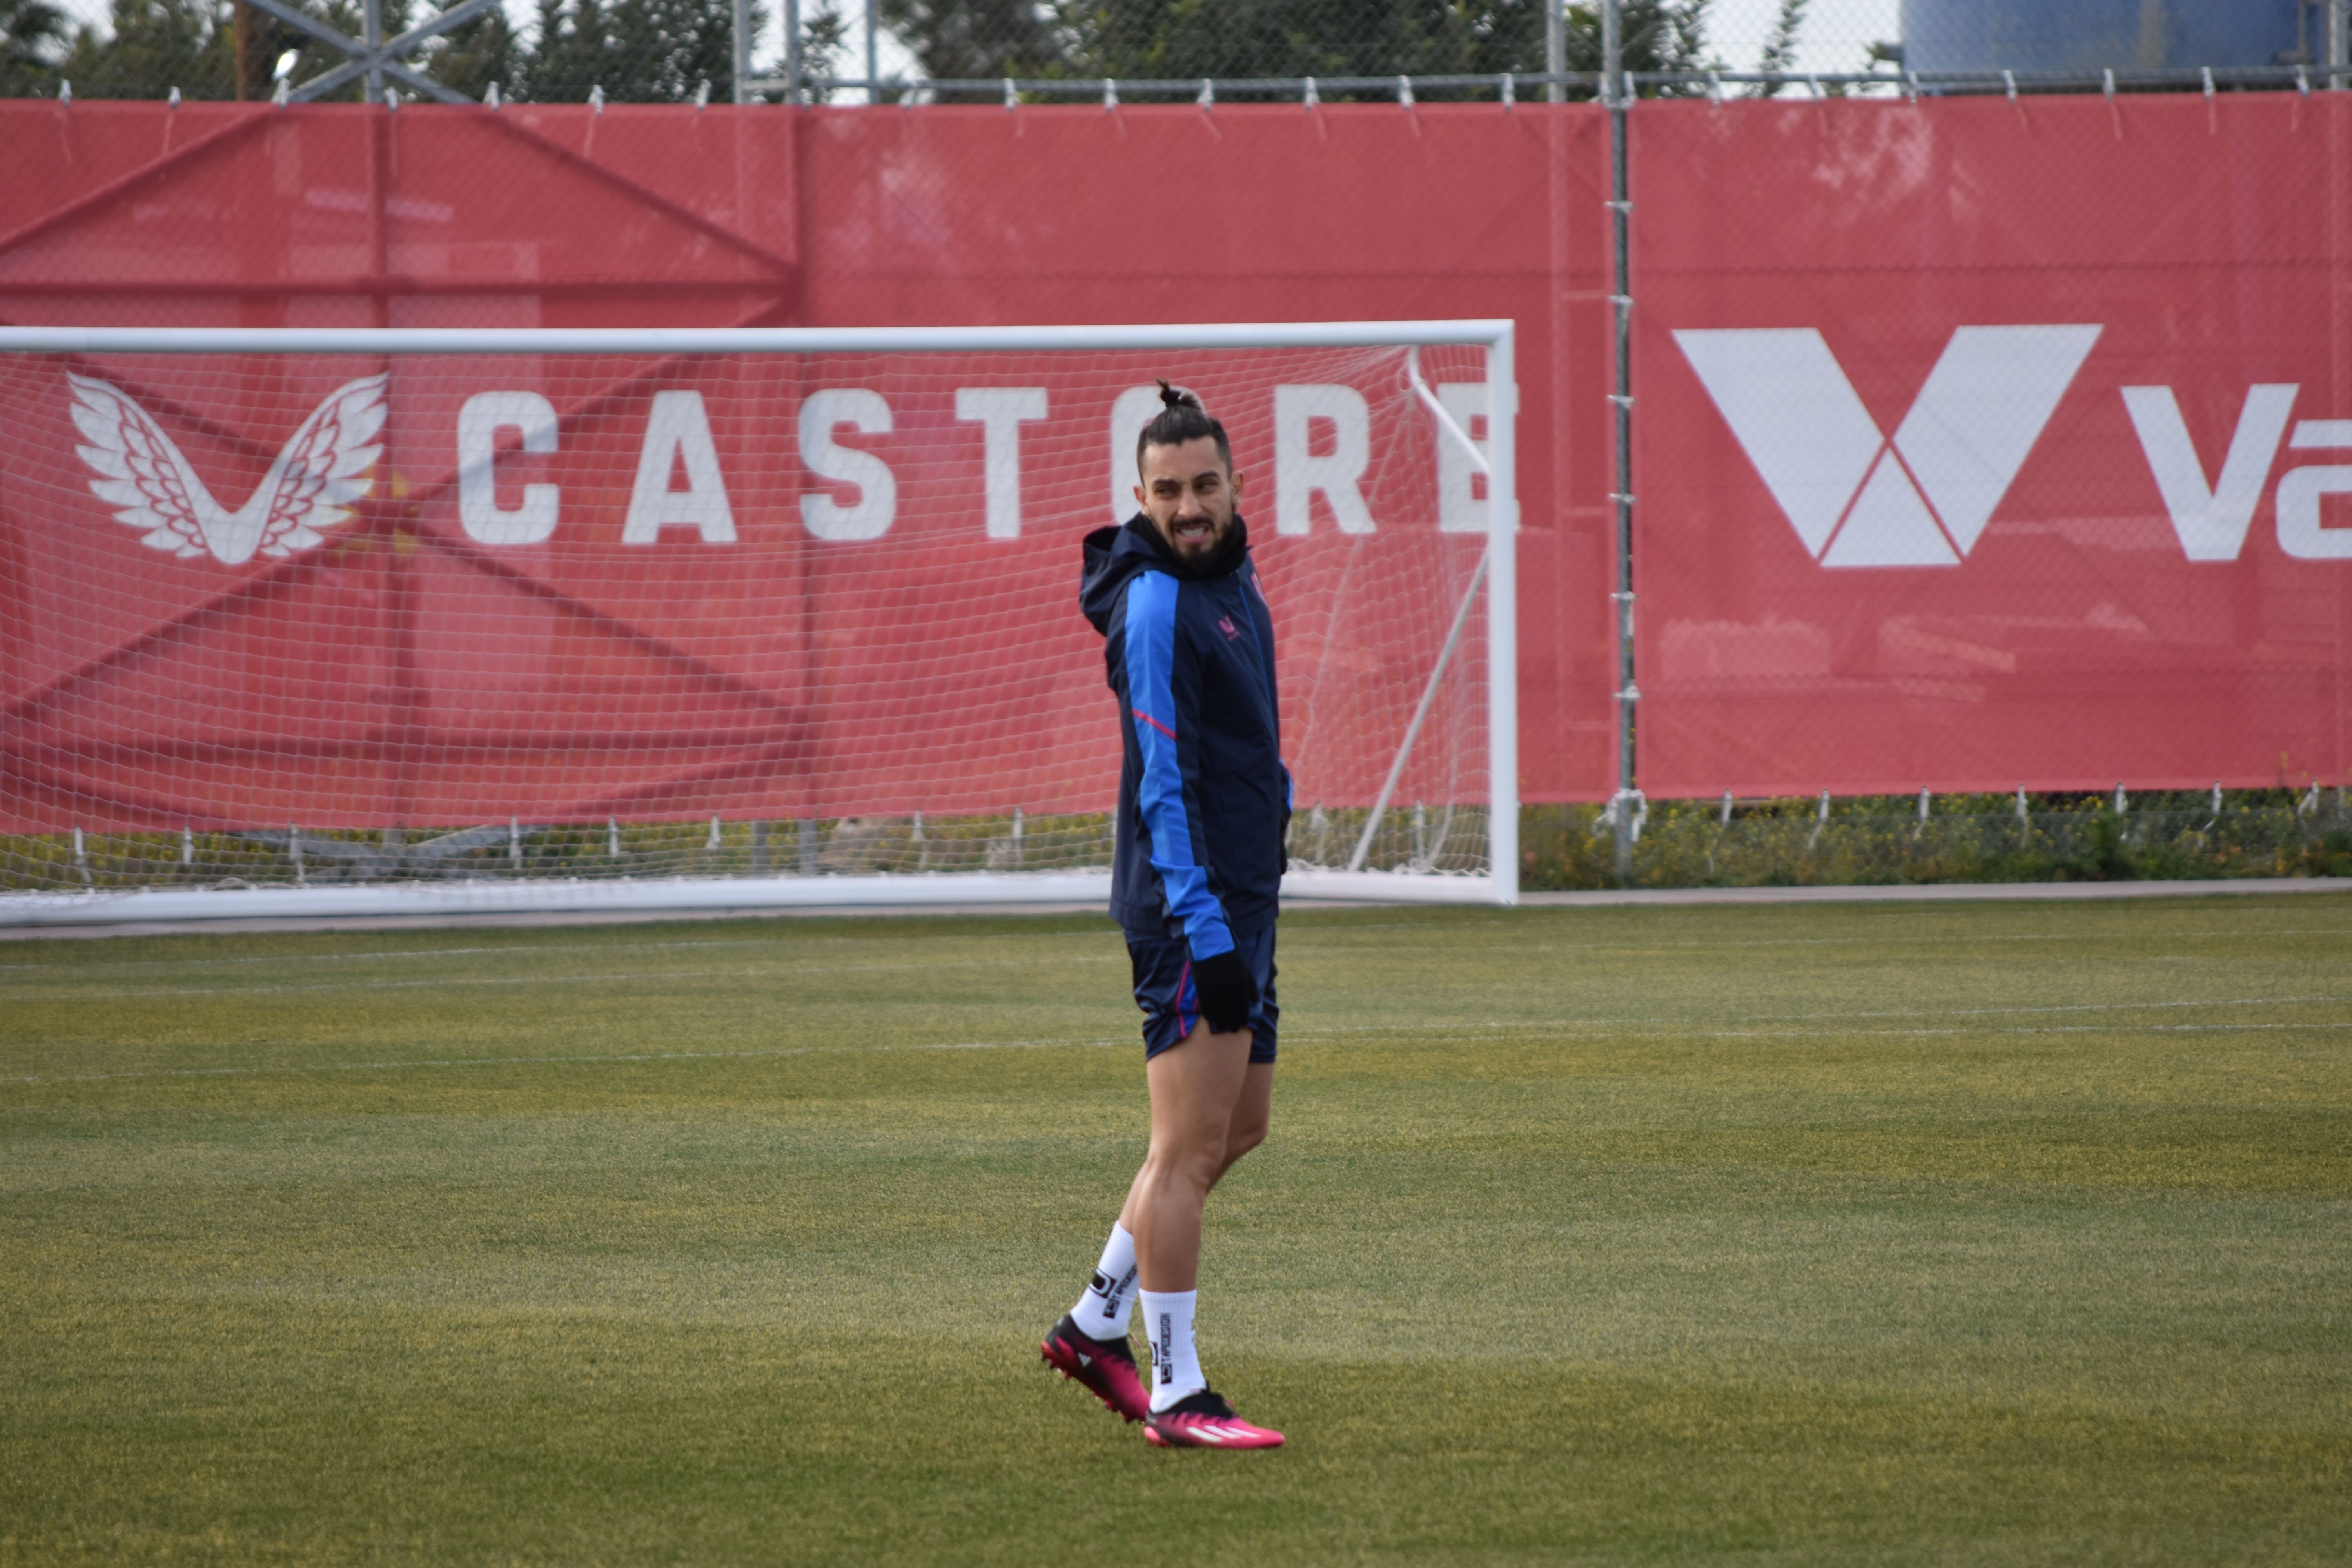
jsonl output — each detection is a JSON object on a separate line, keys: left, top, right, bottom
{"left": 1675, "top": 325, "right": 2102, "bottom": 567}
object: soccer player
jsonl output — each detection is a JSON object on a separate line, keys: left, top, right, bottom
{"left": 1042, "top": 383, "right": 1288, "bottom": 1450}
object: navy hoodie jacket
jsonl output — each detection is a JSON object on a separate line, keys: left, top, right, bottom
{"left": 1079, "top": 514, "right": 1289, "bottom": 955}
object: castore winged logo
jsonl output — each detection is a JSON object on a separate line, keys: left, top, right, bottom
{"left": 69, "top": 372, "right": 387, "bottom": 566}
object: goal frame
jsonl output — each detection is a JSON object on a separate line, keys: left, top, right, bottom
{"left": 0, "top": 320, "right": 1518, "bottom": 926}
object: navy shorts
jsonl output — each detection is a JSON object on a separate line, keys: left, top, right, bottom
{"left": 1127, "top": 925, "right": 1278, "bottom": 1065}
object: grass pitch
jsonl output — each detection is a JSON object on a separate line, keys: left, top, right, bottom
{"left": 2, "top": 897, "right": 2348, "bottom": 1565}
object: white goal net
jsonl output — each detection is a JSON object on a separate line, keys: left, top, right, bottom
{"left": 0, "top": 323, "right": 1517, "bottom": 922}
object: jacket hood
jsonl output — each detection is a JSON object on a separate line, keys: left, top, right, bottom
{"left": 1080, "top": 514, "right": 1252, "bottom": 634}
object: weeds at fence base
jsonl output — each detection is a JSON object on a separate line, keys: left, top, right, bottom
{"left": 1519, "top": 791, "right": 2352, "bottom": 892}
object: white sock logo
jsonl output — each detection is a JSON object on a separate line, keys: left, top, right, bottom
{"left": 1675, "top": 325, "right": 2100, "bottom": 567}
{"left": 1098, "top": 1265, "right": 1133, "bottom": 1323}
{"left": 1156, "top": 1313, "right": 1171, "bottom": 1384}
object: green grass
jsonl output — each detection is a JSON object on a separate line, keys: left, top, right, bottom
{"left": 2, "top": 897, "right": 2348, "bottom": 1565}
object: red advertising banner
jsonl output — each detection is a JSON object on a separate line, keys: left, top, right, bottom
{"left": 0, "top": 102, "right": 1608, "bottom": 831}
{"left": 9, "top": 92, "right": 2349, "bottom": 822}
{"left": 1639, "top": 91, "right": 2352, "bottom": 797}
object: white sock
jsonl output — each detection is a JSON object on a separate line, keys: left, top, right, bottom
{"left": 1140, "top": 1289, "right": 1204, "bottom": 1411}
{"left": 1071, "top": 1223, "right": 1138, "bottom": 1339}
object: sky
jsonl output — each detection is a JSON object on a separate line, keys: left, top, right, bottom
{"left": 49, "top": 0, "right": 1905, "bottom": 93}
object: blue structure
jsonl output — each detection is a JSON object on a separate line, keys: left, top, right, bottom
{"left": 1901, "top": 0, "right": 2315, "bottom": 73}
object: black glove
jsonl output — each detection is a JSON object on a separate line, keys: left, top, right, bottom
{"left": 1192, "top": 949, "right": 1257, "bottom": 1034}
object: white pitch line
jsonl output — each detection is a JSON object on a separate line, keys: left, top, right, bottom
{"left": 4, "top": 997, "right": 2343, "bottom": 1087}
{"left": 0, "top": 953, "right": 1125, "bottom": 1002}
{"left": 0, "top": 1035, "right": 1142, "bottom": 1085}
{"left": 1287, "top": 925, "right": 2352, "bottom": 953}
{"left": 1259, "top": 996, "right": 2350, "bottom": 1038}
{"left": 0, "top": 926, "right": 1118, "bottom": 975}
{"left": 0, "top": 937, "right": 780, "bottom": 972}
{"left": 1706, "top": 1020, "right": 2352, "bottom": 1042}
{"left": 1681, "top": 994, "right": 2348, "bottom": 1024}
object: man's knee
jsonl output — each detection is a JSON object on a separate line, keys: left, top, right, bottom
{"left": 1224, "top": 1117, "right": 1268, "bottom": 1164}
{"left": 1150, "top": 1130, "right": 1230, "bottom": 1189}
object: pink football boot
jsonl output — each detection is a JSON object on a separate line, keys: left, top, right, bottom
{"left": 1142, "top": 1390, "right": 1285, "bottom": 1449}
{"left": 1041, "top": 1314, "right": 1149, "bottom": 1423}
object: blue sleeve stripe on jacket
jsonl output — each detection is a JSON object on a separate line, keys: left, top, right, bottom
{"left": 1123, "top": 571, "right": 1235, "bottom": 958}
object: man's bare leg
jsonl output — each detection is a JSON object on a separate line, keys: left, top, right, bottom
{"left": 1122, "top": 1021, "right": 1256, "bottom": 1292}
{"left": 1118, "top": 1056, "right": 1272, "bottom": 1234}
{"left": 1045, "top": 1036, "right": 1272, "bottom": 1421}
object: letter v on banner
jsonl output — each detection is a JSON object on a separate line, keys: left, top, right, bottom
{"left": 1674, "top": 326, "right": 2101, "bottom": 567}
{"left": 2119, "top": 384, "right": 2297, "bottom": 561}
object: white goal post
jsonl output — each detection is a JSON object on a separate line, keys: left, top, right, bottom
{"left": 0, "top": 321, "right": 1517, "bottom": 926}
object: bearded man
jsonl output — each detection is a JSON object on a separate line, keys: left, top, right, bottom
{"left": 1042, "top": 383, "right": 1289, "bottom": 1451}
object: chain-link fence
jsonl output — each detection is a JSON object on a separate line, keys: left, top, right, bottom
{"left": 2, "top": 803, "right": 1514, "bottom": 891}
{"left": 14, "top": 793, "right": 2340, "bottom": 894}
{"left": 5, "top": 2, "right": 2349, "bottom": 902}
{"left": 0, "top": 811, "right": 1116, "bottom": 890}
{"left": 11, "top": 0, "right": 2341, "bottom": 105}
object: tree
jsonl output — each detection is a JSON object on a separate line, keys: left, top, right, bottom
{"left": 1565, "top": 0, "right": 1713, "bottom": 92}
{"left": 874, "top": 0, "right": 1712, "bottom": 95}
{"left": 55, "top": 0, "right": 236, "bottom": 97}
{"left": 792, "top": 2, "right": 850, "bottom": 98}
{"left": 517, "top": 0, "right": 754, "bottom": 101}
{"left": 2, "top": 0, "right": 69, "bottom": 95}
{"left": 878, "top": 0, "right": 1053, "bottom": 82}
{"left": 1746, "top": 0, "right": 1801, "bottom": 95}
{"left": 1065, "top": 0, "right": 1552, "bottom": 83}
{"left": 426, "top": 0, "right": 517, "bottom": 98}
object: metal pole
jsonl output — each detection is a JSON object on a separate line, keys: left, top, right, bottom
{"left": 784, "top": 0, "right": 801, "bottom": 102}
{"left": 1604, "top": 0, "right": 1637, "bottom": 882}
{"left": 1546, "top": 0, "right": 1565, "bottom": 103}
{"left": 1485, "top": 325, "right": 1520, "bottom": 906}
{"left": 362, "top": 0, "right": 382, "bottom": 102}
{"left": 865, "top": 0, "right": 879, "bottom": 97}
{"left": 731, "top": 0, "right": 750, "bottom": 102}
{"left": 2334, "top": 0, "right": 2349, "bottom": 90}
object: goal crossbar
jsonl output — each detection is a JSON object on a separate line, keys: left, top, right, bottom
{"left": 0, "top": 322, "right": 1515, "bottom": 357}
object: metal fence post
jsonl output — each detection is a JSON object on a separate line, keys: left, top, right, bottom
{"left": 1546, "top": 0, "right": 1565, "bottom": 103}
{"left": 1604, "top": 0, "right": 1639, "bottom": 881}
{"left": 784, "top": 0, "right": 801, "bottom": 102}
{"left": 865, "top": 0, "right": 879, "bottom": 95}
{"left": 2334, "top": 0, "right": 2349, "bottom": 90}
{"left": 731, "top": 0, "right": 750, "bottom": 102}
{"left": 362, "top": 0, "right": 382, "bottom": 102}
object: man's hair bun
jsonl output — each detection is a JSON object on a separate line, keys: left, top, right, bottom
{"left": 1137, "top": 377, "right": 1232, "bottom": 478}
